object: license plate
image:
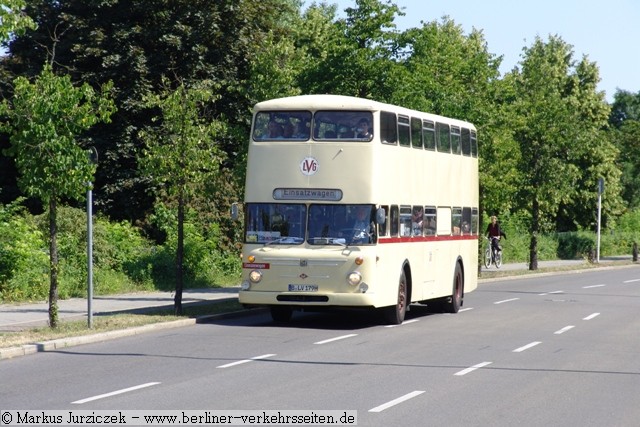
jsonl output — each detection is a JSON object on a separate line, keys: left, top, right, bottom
{"left": 288, "top": 284, "right": 318, "bottom": 292}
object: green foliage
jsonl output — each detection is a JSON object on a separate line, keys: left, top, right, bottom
{"left": 0, "top": 64, "right": 115, "bottom": 203}
{"left": 0, "top": 0, "right": 36, "bottom": 42}
{"left": 617, "top": 209, "right": 640, "bottom": 231}
{"left": 556, "top": 232, "right": 595, "bottom": 260}
{"left": 0, "top": 200, "right": 48, "bottom": 301}
{"left": 0, "top": 203, "right": 241, "bottom": 303}
{"left": 611, "top": 103, "right": 640, "bottom": 209}
{"left": 149, "top": 203, "right": 241, "bottom": 289}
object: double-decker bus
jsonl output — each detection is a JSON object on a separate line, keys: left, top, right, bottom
{"left": 237, "top": 94, "right": 479, "bottom": 324}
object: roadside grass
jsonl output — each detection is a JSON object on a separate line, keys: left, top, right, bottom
{"left": 0, "top": 299, "right": 246, "bottom": 350}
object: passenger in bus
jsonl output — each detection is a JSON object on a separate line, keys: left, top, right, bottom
{"left": 425, "top": 217, "right": 436, "bottom": 235}
{"left": 340, "top": 127, "right": 355, "bottom": 138}
{"left": 349, "top": 206, "right": 372, "bottom": 243}
{"left": 268, "top": 120, "right": 284, "bottom": 138}
{"left": 356, "top": 118, "right": 372, "bottom": 139}
{"left": 412, "top": 207, "right": 423, "bottom": 236}
{"left": 292, "top": 121, "right": 309, "bottom": 139}
{"left": 324, "top": 130, "right": 337, "bottom": 139}
{"left": 282, "top": 122, "right": 294, "bottom": 138}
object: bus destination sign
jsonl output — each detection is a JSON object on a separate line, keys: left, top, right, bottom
{"left": 273, "top": 188, "right": 343, "bottom": 201}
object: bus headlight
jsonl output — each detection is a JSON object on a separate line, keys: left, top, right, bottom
{"left": 249, "top": 270, "right": 262, "bottom": 283}
{"left": 347, "top": 271, "right": 362, "bottom": 286}
{"left": 241, "top": 280, "right": 251, "bottom": 290}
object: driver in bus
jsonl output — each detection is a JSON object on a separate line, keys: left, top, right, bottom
{"left": 350, "top": 206, "right": 372, "bottom": 243}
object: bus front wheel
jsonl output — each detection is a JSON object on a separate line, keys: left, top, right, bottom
{"left": 383, "top": 270, "right": 407, "bottom": 325}
{"left": 270, "top": 305, "right": 293, "bottom": 322}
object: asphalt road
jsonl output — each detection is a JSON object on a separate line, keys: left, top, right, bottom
{"left": 2, "top": 265, "right": 640, "bottom": 427}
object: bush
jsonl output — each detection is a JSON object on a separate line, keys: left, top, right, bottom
{"left": 556, "top": 232, "right": 595, "bottom": 260}
{"left": 0, "top": 201, "right": 49, "bottom": 302}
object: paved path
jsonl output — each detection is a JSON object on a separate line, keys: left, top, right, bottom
{"left": 0, "top": 287, "right": 240, "bottom": 332}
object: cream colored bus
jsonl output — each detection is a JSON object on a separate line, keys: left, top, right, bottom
{"left": 238, "top": 94, "right": 479, "bottom": 324}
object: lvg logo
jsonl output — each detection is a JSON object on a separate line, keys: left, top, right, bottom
{"left": 300, "top": 157, "right": 319, "bottom": 176}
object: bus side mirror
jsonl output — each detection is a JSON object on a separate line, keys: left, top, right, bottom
{"left": 375, "top": 208, "right": 386, "bottom": 225}
{"left": 231, "top": 203, "right": 239, "bottom": 220}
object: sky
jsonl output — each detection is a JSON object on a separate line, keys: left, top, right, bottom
{"left": 324, "top": 0, "right": 639, "bottom": 103}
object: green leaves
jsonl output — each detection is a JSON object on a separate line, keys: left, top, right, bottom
{"left": 0, "top": 64, "right": 115, "bottom": 203}
{"left": 0, "top": 0, "right": 36, "bottom": 42}
{"left": 139, "top": 81, "right": 224, "bottom": 199}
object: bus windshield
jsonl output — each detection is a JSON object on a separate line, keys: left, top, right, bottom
{"left": 245, "top": 203, "right": 306, "bottom": 244}
{"left": 243, "top": 203, "right": 375, "bottom": 245}
{"left": 308, "top": 204, "right": 375, "bottom": 245}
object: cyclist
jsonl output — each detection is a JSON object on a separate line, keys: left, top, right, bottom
{"left": 486, "top": 215, "right": 506, "bottom": 259}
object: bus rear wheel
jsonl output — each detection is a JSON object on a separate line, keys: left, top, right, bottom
{"left": 270, "top": 305, "right": 293, "bottom": 322}
{"left": 443, "top": 263, "right": 463, "bottom": 313}
{"left": 383, "top": 270, "right": 407, "bottom": 325}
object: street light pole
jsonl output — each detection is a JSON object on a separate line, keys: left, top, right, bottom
{"left": 596, "top": 177, "right": 604, "bottom": 263}
{"left": 87, "top": 147, "right": 98, "bottom": 328}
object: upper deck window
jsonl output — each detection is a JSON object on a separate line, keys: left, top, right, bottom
{"left": 253, "top": 111, "right": 312, "bottom": 141}
{"left": 313, "top": 111, "right": 373, "bottom": 141}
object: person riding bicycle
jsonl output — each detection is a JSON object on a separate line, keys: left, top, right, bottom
{"left": 486, "top": 215, "right": 506, "bottom": 255}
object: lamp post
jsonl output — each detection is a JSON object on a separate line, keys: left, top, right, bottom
{"left": 87, "top": 147, "right": 98, "bottom": 328}
{"left": 596, "top": 177, "right": 604, "bottom": 263}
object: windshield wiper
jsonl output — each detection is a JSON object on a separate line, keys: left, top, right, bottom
{"left": 264, "top": 236, "right": 304, "bottom": 246}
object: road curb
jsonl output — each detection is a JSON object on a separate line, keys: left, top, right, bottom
{"left": 0, "top": 318, "right": 195, "bottom": 361}
{"left": 0, "top": 307, "right": 270, "bottom": 361}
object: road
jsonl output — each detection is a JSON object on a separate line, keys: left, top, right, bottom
{"left": 2, "top": 266, "right": 640, "bottom": 426}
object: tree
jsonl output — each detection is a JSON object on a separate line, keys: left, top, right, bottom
{"left": 509, "top": 35, "right": 617, "bottom": 268}
{"left": 392, "top": 16, "right": 512, "bottom": 218}
{"left": 0, "top": 64, "right": 115, "bottom": 327}
{"left": 610, "top": 90, "right": 640, "bottom": 210}
{"left": 0, "top": 0, "right": 36, "bottom": 42}
{"left": 2, "top": 0, "right": 285, "bottom": 223}
{"left": 139, "top": 80, "right": 224, "bottom": 315}
{"left": 297, "top": 0, "right": 403, "bottom": 100}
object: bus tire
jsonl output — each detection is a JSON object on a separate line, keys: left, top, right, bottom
{"left": 383, "top": 270, "right": 407, "bottom": 325}
{"left": 443, "top": 262, "right": 463, "bottom": 313}
{"left": 270, "top": 305, "right": 293, "bottom": 322}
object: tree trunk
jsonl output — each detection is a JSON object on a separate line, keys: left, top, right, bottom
{"left": 48, "top": 198, "right": 59, "bottom": 328}
{"left": 174, "top": 191, "right": 184, "bottom": 316}
{"left": 529, "top": 198, "right": 539, "bottom": 270}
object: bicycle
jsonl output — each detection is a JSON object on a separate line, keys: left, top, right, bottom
{"left": 484, "top": 237, "right": 503, "bottom": 268}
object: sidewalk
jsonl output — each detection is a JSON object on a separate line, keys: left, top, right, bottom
{"left": 0, "top": 287, "right": 240, "bottom": 333}
{"left": 480, "top": 255, "right": 634, "bottom": 274}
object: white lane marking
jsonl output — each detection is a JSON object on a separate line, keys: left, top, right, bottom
{"left": 216, "top": 353, "right": 276, "bottom": 369}
{"left": 554, "top": 325, "right": 575, "bottom": 335}
{"left": 455, "top": 361, "right": 492, "bottom": 376}
{"left": 385, "top": 319, "right": 419, "bottom": 328}
{"left": 539, "top": 290, "right": 564, "bottom": 296}
{"left": 583, "top": 284, "right": 606, "bottom": 289}
{"left": 583, "top": 313, "right": 600, "bottom": 320}
{"left": 513, "top": 341, "right": 542, "bottom": 353}
{"left": 623, "top": 278, "right": 640, "bottom": 283}
{"left": 459, "top": 307, "right": 474, "bottom": 312}
{"left": 368, "top": 390, "right": 425, "bottom": 413}
{"left": 314, "top": 334, "right": 358, "bottom": 345}
{"left": 494, "top": 298, "right": 520, "bottom": 305}
{"left": 72, "top": 382, "right": 160, "bottom": 404}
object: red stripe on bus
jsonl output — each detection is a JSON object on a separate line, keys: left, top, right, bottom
{"left": 379, "top": 235, "right": 479, "bottom": 244}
